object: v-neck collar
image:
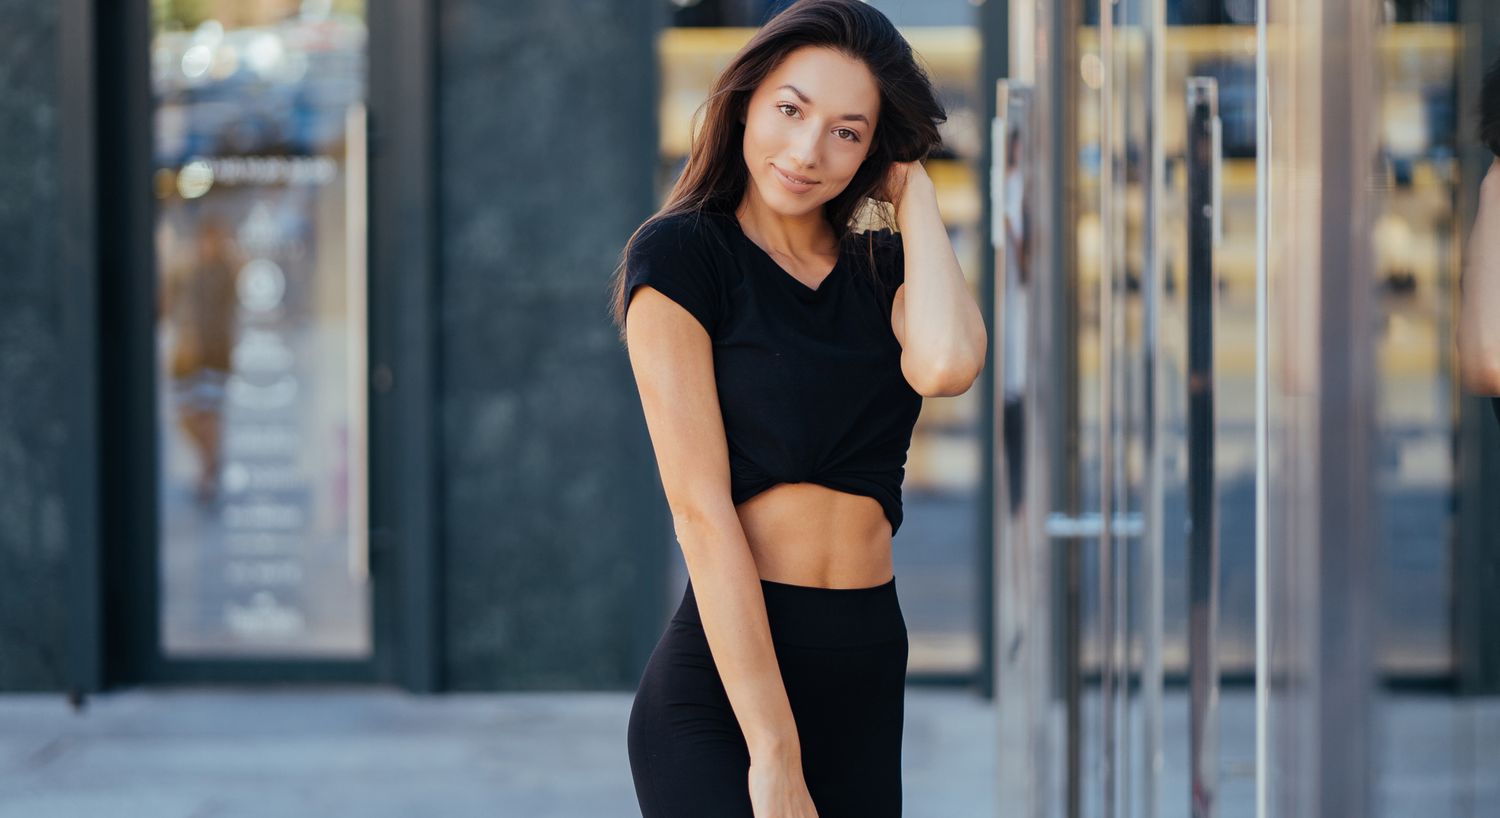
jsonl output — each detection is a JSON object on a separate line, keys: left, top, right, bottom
{"left": 725, "top": 213, "right": 846, "bottom": 299}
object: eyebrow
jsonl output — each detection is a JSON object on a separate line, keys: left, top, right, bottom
{"left": 777, "top": 84, "right": 870, "bottom": 125}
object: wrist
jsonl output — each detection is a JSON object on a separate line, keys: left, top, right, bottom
{"left": 895, "top": 178, "right": 938, "bottom": 230}
{"left": 747, "top": 733, "right": 801, "bottom": 763}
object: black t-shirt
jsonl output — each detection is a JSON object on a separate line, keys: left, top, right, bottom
{"left": 1493, "top": 397, "right": 1499, "bottom": 429}
{"left": 624, "top": 208, "right": 922, "bottom": 536}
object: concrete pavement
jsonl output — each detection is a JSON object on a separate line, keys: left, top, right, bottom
{"left": 1, "top": 687, "right": 1494, "bottom": 817}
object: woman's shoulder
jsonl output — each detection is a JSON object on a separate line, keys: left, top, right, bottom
{"left": 631, "top": 208, "right": 738, "bottom": 263}
{"left": 623, "top": 209, "right": 736, "bottom": 336}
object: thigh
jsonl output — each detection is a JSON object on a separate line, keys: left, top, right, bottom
{"left": 628, "top": 620, "right": 755, "bottom": 818}
{"left": 777, "top": 635, "right": 909, "bottom": 817}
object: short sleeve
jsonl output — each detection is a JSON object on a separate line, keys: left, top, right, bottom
{"left": 624, "top": 214, "right": 725, "bottom": 337}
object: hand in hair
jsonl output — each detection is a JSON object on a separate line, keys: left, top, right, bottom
{"left": 874, "top": 160, "right": 935, "bottom": 225}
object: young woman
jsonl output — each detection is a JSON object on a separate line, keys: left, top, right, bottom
{"left": 606, "top": 1, "right": 985, "bottom": 815}
{"left": 1459, "top": 56, "right": 1500, "bottom": 427}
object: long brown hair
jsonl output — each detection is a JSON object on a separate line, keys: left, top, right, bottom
{"left": 1482, "top": 56, "right": 1500, "bottom": 157}
{"left": 606, "top": 0, "right": 946, "bottom": 341}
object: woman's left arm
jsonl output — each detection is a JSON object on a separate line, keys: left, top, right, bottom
{"left": 889, "top": 161, "right": 988, "bottom": 397}
{"left": 1458, "top": 157, "right": 1500, "bottom": 395}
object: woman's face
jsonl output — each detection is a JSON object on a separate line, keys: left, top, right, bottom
{"left": 740, "top": 45, "right": 880, "bottom": 219}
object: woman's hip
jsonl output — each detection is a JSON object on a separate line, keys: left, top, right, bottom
{"left": 633, "top": 575, "right": 909, "bottom": 739}
{"left": 628, "top": 577, "right": 908, "bottom": 815}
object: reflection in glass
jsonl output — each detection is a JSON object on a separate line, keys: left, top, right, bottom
{"left": 1007, "top": 0, "right": 1494, "bottom": 814}
{"left": 151, "top": 1, "right": 370, "bottom": 658}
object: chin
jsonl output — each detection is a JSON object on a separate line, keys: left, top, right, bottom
{"left": 755, "top": 175, "right": 827, "bottom": 218}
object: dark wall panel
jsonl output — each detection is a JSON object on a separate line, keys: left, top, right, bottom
{"left": 437, "top": 0, "right": 668, "bottom": 689}
{"left": 0, "top": 0, "right": 68, "bottom": 690}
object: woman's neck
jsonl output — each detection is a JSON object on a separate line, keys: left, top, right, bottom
{"left": 734, "top": 189, "right": 837, "bottom": 259}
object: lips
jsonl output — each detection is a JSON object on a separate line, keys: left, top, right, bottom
{"left": 772, "top": 164, "right": 819, "bottom": 192}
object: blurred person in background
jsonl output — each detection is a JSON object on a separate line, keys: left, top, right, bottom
{"left": 160, "top": 215, "right": 241, "bottom": 504}
{"left": 1458, "top": 56, "right": 1500, "bottom": 427}
{"left": 608, "top": 1, "right": 985, "bottom": 815}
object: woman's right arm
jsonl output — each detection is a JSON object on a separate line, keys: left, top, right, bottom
{"left": 624, "top": 285, "right": 806, "bottom": 766}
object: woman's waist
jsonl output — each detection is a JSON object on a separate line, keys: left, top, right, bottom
{"left": 734, "top": 483, "right": 894, "bottom": 589}
{"left": 670, "top": 571, "right": 905, "bottom": 649}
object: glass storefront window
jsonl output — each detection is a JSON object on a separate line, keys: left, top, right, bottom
{"left": 150, "top": 0, "right": 371, "bottom": 658}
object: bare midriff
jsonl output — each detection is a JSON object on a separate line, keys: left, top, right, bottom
{"left": 733, "top": 482, "right": 895, "bottom": 590}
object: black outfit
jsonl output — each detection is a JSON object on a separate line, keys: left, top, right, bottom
{"left": 1493, "top": 397, "right": 1499, "bottom": 428}
{"left": 623, "top": 209, "right": 922, "bottom": 535}
{"left": 622, "top": 209, "right": 920, "bottom": 816}
{"left": 628, "top": 577, "right": 908, "bottom": 818}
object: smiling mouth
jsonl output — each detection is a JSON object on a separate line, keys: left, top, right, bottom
{"left": 773, "top": 165, "right": 818, "bottom": 186}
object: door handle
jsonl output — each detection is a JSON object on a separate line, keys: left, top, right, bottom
{"left": 1043, "top": 511, "right": 1144, "bottom": 539}
{"left": 1185, "top": 75, "right": 1222, "bottom": 818}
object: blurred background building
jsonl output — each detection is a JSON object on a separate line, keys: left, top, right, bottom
{"left": 1, "top": 0, "right": 1497, "bottom": 815}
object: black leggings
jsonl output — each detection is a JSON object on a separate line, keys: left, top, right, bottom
{"left": 627, "top": 575, "right": 909, "bottom": 817}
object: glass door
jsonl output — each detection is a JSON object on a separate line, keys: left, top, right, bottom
{"left": 994, "top": 0, "right": 1263, "bottom": 808}
{"left": 995, "top": 0, "right": 1177, "bottom": 814}
{"left": 993, "top": 0, "right": 1494, "bottom": 816}
{"left": 137, "top": 0, "right": 375, "bottom": 679}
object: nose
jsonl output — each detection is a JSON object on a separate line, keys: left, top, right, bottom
{"left": 787, "top": 125, "right": 820, "bottom": 170}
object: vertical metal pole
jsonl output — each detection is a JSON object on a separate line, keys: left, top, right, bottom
{"left": 1315, "top": 0, "right": 1377, "bottom": 812}
{"left": 1051, "top": 0, "right": 1084, "bottom": 812}
{"left": 1098, "top": 1, "right": 1118, "bottom": 815}
{"left": 980, "top": 0, "right": 1012, "bottom": 705}
{"left": 1054, "top": 0, "right": 1083, "bottom": 813}
{"left": 991, "top": 76, "right": 1014, "bottom": 818}
{"left": 368, "top": 0, "right": 442, "bottom": 691}
{"left": 1018, "top": 0, "right": 1065, "bottom": 809}
{"left": 60, "top": 0, "right": 103, "bottom": 697}
{"left": 1253, "top": 0, "right": 1270, "bottom": 816}
{"left": 1143, "top": 0, "right": 1167, "bottom": 810}
{"left": 346, "top": 103, "right": 370, "bottom": 587}
{"left": 995, "top": 74, "right": 1052, "bottom": 818}
{"left": 1186, "top": 76, "right": 1222, "bottom": 818}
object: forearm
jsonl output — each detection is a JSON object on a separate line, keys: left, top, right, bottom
{"left": 672, "top": 506, "right": 801, "bottom": 760}
{"left": 1459, "top": 159, "right": 1500, "bottom": 395}
{"left": 895, "top": 179, "right": 988, "bottom": 392}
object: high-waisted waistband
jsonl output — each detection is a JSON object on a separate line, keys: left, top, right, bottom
{"left": 670, "top": 576, "right": 906, "bottom": 649}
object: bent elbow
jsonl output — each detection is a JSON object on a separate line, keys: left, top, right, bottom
{"left": 1460, "top": 355, "right": 1500, "bottom": 397}
{"left": 1458, "top": 318, "right": 1500, "bottom": 395}
{"left": 905, "top": 357, "right": 983, "bottom": 398}
{"left": 901, "top": 321, "right": 988, "bottom": 397}
{"left": 936, "top": 368, "right": 983, "bottom": 397}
